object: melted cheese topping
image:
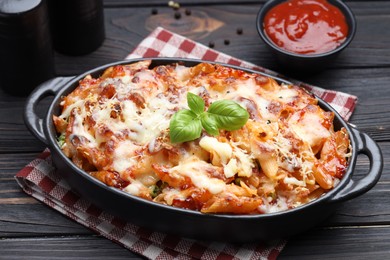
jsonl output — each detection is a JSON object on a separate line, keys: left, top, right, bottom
{"left": 290, "top": 110, "right": 331, "bottom": 151}
{"left": 54, "top": 61, "right": 351, "bottom": 214}
{"left": 199, "top": 136, "right": 232, "bottom": 165}
{"left": 171, "top": 159, "right": 226, "bottom": 194}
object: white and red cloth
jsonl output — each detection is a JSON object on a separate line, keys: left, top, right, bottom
{"left": 15, "top": 27, "right": 357, "bottom": 260}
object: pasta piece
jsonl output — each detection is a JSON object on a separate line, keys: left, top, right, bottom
{"left": 199, "top": 136, "right": 232, "bottom": 166}
{"left": 259, "top": 155, "right": 279, "bottom": 180}
{"left": 313, "top": 163, "right": 334, "bottom": 190}
{"left": 201, "top": 194, "right": 263, "bottom": 214}
{"left": 90, "top": 170, "right": 129, "bottom": 189}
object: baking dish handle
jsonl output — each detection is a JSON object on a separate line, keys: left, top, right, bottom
{"left": 329, "top": 126, "right": 383, "bottom": 203}
{"left": 24, "top": 76, "right": 74, "bottom": 145}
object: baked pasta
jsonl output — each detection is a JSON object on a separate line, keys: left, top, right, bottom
{"left": 53, "top": 60, "right": 351, "bottom": 214}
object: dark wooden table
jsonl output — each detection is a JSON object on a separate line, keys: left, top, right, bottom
{"left": 1, "top": 0, "right": 389, "bottom": 259}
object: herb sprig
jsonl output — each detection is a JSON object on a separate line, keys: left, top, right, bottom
{"left": 169, "top": 92, "right": 249, "bottom": 143}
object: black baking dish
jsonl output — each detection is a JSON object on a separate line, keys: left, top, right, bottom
{"left": 24, "top": 58, "right": 383, "bottom": 243}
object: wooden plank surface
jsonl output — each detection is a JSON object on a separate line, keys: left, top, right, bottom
{"left": 1, "top": 0, "right": 389, "bottom": 259}
{"left": 52, "top": 2, "right": 390, "bottom": 75}
{"left": 1, "top": 225, "right": 390, "bottom": 260}
{"left": 102, "top": 0, "right": 390, "bottom": 7}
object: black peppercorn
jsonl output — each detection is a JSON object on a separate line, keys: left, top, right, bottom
{"left": 208, "top": 41, "right": 215, "bottom": 48}
{"left": 237, "top": 27, "right": 243, "bottom": 35}
{"left": 174, "top": 11, "right": 181, "bottom": 19}
{"left": 224, "top": 39, "right": 230, "bottom": 45}
{"left": 185, "top": 9, "right": 191, "bottom": 15}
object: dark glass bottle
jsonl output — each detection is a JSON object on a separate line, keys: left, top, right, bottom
{"left": 0, "top": 0, "right": 55, "bottom": 96}
{"left": 47, "top": 0, "right": 105, "bottom": 56}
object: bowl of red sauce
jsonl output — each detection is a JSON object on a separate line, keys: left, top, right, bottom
{"left": 256, "top": 0, "right": 356, "bottom": 72}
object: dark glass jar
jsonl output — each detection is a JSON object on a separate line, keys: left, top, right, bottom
{"left": 0, "top": 0, "right": 55, "bottom": 96}
{"left": 47, "top": 0, "right": 105, "bottom": 56}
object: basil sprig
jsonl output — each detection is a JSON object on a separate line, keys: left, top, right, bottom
{"left": 169, "top": 92, "right": 249, "bottom": 143}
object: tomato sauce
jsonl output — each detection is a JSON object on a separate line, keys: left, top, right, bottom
{"left": 264, "top": 0, "right": 349, "bottom": 54}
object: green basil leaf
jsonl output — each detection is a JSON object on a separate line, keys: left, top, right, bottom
{"left": 169, "top": 93, "right": 249, "bottom": 143}
{"left": 169, "top": 109, "right": 202, "bottom": 143}
{"left": 187, "top": 92, "right": 204, "bottom": 115}
{"left": 200, "top": 114, "right": 219, "bottom": 136}
{"left": 208, "top": 100, "right": 249, "bottom": 131}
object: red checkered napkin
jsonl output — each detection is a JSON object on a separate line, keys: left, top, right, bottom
{"left": 15, "top": 27, "right": 357, "bottom": 260}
